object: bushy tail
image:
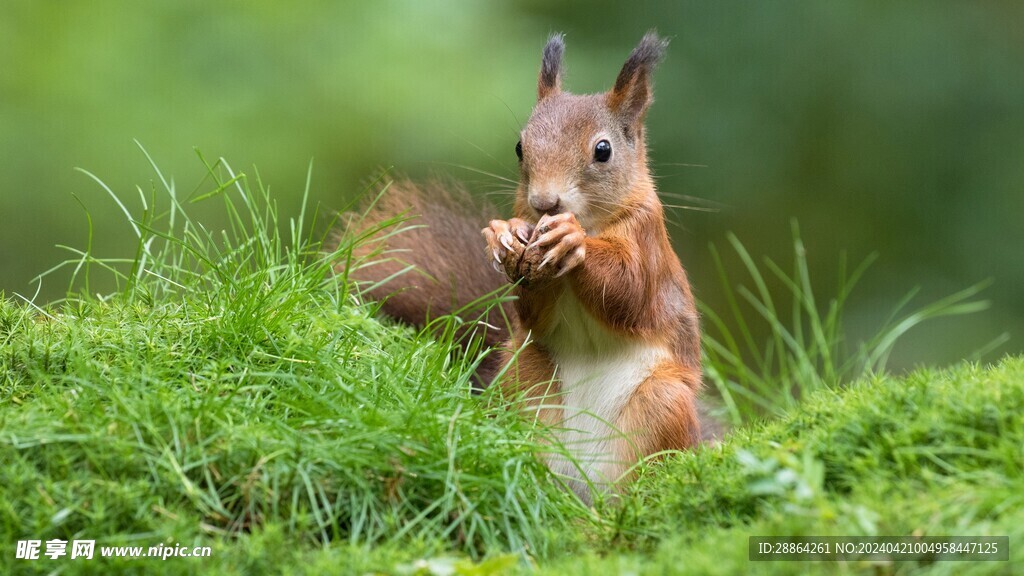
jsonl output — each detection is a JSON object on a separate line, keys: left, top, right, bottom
{"left": 333, "top": 178, "right": 513, "bottom": 384}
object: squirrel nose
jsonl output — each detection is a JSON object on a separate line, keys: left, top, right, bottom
{"left": 529, "top": 194, "right": 561, "bottom": 214}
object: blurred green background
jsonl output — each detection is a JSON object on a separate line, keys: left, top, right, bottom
{"left": 2, "top": 1, "right": 1021, "bottom": 368}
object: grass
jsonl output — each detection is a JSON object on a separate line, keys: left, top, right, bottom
{"left": 547, "top": 357, "right": 1024, "bottom": 574}
{"left": 1, "top": 151, "right": 1019, "bottom": 574}
{"left": 701, "top": 222, "right": 995, "bottom": 425}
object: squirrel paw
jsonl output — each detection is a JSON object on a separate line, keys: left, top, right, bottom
{"left": 521, "top": 212, "right": 587, "bottom": 283}
{"left": 482, "top": 218, "right": 534, "bottom": 281}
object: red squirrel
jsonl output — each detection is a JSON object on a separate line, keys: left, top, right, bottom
{"left": 341, "top": 32, "right": 707, "bottom": 501}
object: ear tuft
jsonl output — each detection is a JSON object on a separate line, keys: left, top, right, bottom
{"left": 609, "top": 30, "right": 669, "bottom": 131}
{"left": 612, "top": 31, "right": 668, "bottom": 94}
{"left": 538, "top": 32, "right": 565, "bottom": 101}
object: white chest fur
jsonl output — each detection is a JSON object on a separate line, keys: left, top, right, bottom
{"left": 539, "top": 291, "right": 669, "bottom": 494}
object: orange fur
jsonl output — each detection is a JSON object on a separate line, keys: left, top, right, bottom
{"left": 616, "top": 361, "right": 702, "bottom": 466}
{"left": 337, "top": 32, "right": 712, "bottom": 501}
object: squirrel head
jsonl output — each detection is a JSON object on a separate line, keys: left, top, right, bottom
{"left": 515, "top": 31, "right": 669, "bottom": 230}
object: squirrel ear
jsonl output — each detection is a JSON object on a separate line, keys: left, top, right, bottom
{"left": 608, "top": 31, "right": 668, "bottom": 133}
{"left": 538, "top": 33, "right": 565, "bottom": 101}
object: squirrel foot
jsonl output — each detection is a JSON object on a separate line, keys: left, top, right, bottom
{"left": 484, "top": 213, "right": 585, "bottom": 286}
{"left": 522, "top": 212, "right": 587, "bottom": 283}
{"left": 482, "top": 218, "right": 534, "bottom": 282}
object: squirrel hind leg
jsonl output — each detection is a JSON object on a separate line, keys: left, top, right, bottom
{"left": 604, "top": 361, "right": 702, "bottom": 487}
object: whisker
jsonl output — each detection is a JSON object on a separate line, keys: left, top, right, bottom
{"left": 494, "top": 95, "right": 524, "bottom": 133}
{"left": 660, "top": 203, "right": 720, "bottom": 213}
{"left": 445, "top": 131, "right": 520, "bottom": 177}
{"left": 431, "top": 162, "right": 521, "bottom": 186}
{"left": 590, "top": 199, "right": 616, "bottom": 209}
{"left": 657, "top": 191, "right": 729, "bottom": 211}
{"left": 657, "top": 190, "right": 717, "bottom": 202}
{"left": 475, "top": 182, "right": 519, "bottom": 191}
{"left": 585, "top": 199, "right": 620, "bottom": 214}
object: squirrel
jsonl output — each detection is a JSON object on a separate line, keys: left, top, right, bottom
{"left": 340, "top": 31, "right": 711, "bottom": 502}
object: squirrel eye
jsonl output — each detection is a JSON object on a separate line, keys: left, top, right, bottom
{"left": 515, "top": 140, "right": 523, "bottom": 161}
{"left": 594, "top": 139, "right": 612, "bottom": 163}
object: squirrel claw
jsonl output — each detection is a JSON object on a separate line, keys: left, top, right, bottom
{"left": 499, "top": 233, "right": 514, "bottom": 251}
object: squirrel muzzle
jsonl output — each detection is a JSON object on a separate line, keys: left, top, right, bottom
{"left": 527, "top": 185, "right": 564, "bottom": 216}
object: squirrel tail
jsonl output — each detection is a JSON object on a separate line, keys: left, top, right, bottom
{"left": 333, "top": 177, "right": 513, "bottom": 387}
